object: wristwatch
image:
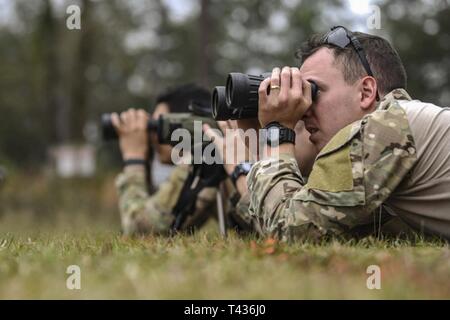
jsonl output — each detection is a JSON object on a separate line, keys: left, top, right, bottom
{"left": 264, "top": 122, "right": 296, "bottom": 146}
{"left": 123, "top": 158, "right": 147, "bottom": 167}
{"left": 231, "top": 161, "right": 253, "bottom": 187}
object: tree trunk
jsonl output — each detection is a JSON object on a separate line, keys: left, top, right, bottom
{"left": 198, "top": 0, "right": 211, "bottom": 87}
{"left": 70, "top": 0, "right": 93, "bottom": 142}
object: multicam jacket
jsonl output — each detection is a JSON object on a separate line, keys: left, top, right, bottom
{"left": 115, "top": 165, "right": 217, "bottom": 235}
{"left": 242, "top": 89, "right": 450, "bottom": 241}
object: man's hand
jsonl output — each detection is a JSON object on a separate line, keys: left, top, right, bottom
{"left": 203, "top": 120, "right": 250, "bottom": 196}
{"left": 235, "top": 118, "right": 260, "bottom": 131}
{"left": 203, "top": 121, "right": 250, "bottom": 175}
{"left": 111, "top": 108, "right": 149, "bottom": 160}
{"left": 258, "top": 66, "right": 313, "bottom": 129}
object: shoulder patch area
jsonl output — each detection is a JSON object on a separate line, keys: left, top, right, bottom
{"left": 316, "top": 122, "right": 361, "bottom": 158}
{"left": 306, "top": 123, "right": 359, "bottom": 192}
{"left": 307, "top": 144, "right": 353, "bottom": 192}
{"left": 294, "top": 121, "right": 366, "bottom": 207}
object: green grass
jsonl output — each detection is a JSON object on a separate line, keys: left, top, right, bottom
{"left": 0, "top": 174, "right": 449, "bottom": 299}
{"left": 0, "top": 228, "right": 448, "bottom": 299}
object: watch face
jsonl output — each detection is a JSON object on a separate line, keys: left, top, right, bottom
{"left": 241, "top": 162, "right": 252, "bottom": 171}
{"left": 267, "top": 126, "right": 280, "bottom": 144}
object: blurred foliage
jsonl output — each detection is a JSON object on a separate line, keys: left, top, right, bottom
{"left": 0, "top": 172, "right": 119, "bottom": 230}
{"left": 0, "top": 0, "right": 448, "bottom": 169}
{"left": 380, "top": 0, "right": 450, "bottom": 105}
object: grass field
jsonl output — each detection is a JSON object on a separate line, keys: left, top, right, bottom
{"left": 0, "top": 174, "right": 449, "bottom": 299}
{"left": 1, "top": 228, "right": 449, "bottom": 299}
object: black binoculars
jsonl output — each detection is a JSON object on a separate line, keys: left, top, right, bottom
{"left": 212, "top": 72, "right": 318, "bottom": 120}
{"left": 101, "top": 112, "right": 218, "bottom": 145}
{"left": 101, "top": 113, "right": 158, "bottom": 141}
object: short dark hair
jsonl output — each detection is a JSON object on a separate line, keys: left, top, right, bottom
{"left": 155, "top": 83, "right": 211, "bottom": 113}
{"left": 296, "top": 31, "right": 407, "bottom": 95}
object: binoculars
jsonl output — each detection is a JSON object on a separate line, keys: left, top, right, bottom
{"left": 212, "top": 72, "right": 318, "bottom": 120}
{"left": 101, "top": 112, "right": 218, "bottom": 146}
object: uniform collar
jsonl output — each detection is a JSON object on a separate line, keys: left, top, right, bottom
{"left": 377, "top": 88, "right": 412, "bottom": 110}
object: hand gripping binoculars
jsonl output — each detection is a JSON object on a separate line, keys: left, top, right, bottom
{"left": 212, "top": 72, "right": 318, "bottom": 120}
{"left": 101, "top": 101, "right": 218, "bottom": 145}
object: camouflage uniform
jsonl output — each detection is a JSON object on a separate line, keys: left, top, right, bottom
{"left": 240, "top": 89, "right": 450, "bottom": 241}
{"left": 116, "top": 165, "right": 218, "bottom": 236}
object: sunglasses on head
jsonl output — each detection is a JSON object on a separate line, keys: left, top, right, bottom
{"left": 324, "top": 26, "right": 380, "bottom": 101}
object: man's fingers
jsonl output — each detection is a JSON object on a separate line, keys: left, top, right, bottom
{"left": 259, "top": 77, "right": 271, "bottom": 93}
{"left": 121, "top": 108, "right": 146, "bottom": 131}
{"left": 111, "top": 113, "right": 121, "bottom": 131}
{"left": 270, "top": 67, "right": 281, "bottom": 92}
{"left": 302, "top": 79, "right": 312, "bottom": 107}
{"left": 258, "top": 77, "right": 271, "bottom": 106}
{"left": 227, "top": 120, "right": 237, "bottom": 130}
{"left": 136, "top": 109, "right": 147, "bottom": 118}
{"left": 120, "top": 111, "right": 129, "bottom": 124}
{"left": 217, "top": 121, "right": 229, "bottom": 133}
{"left": 202, "top": 123, "right": 211, "bottom": 131}
{"left": 128, "top": 108, "right": 138, "bottom": 128}
{"left": 203, "top": 124, "right": 217, "bottom": 140}
{"left": 294, "top": 119, "right": 306, "bottom": 132}
{"left": 280, "top": 66, "right": 291, "bottom": 99}
{"left": 203, "top": 123, "right": 225, "bottom": 155}
{"left": 291, "top": 67, "right": 302, "bottom": 94}
{"left": 136, "top": 109, "right": 148, "bottom": 130}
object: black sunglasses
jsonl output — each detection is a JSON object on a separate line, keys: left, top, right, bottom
{"left": 324, "top": 26, "right": 380, "bottom": 101}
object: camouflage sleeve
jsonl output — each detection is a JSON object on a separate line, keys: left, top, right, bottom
{"left": 226, "top": 192, "right": 261, "bottom": 234}
{"left": 247, "top": 102, "right": 418, "bottom": 242}
{"left": 116, "top": 164, "right": 219, "bottom": 236}
{"left": 115, "top": 165, "right": 189, "bottom": 235}
{"left": 181, "top": 186, "right": 218, "bottom": 231}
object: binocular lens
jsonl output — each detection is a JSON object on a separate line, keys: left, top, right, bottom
{"left": 101, "top": 113, "right": 118, "bottom": 140}
{"left": 212, "top": 86, "right": 237, "bottom": 120}
{"left": 226, "top": 73, "right": 262, "bottom": 111}
{"left": 212, "top": 73, "right": 265, "bottom": 120}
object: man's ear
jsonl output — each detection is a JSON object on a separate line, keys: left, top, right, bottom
{"left": 359, "top": 76, "right": 378, "bottom": 111}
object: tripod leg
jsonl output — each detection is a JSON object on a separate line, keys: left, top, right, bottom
{"left": 216, "top": 184, "right": 227, "bottom": 239}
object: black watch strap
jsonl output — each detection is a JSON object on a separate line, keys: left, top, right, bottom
{"left": 123, "top": 158, "right": 146, "bottom": 167}
{"left": 231, "top": 162, "right": 253, "bottom": 187}
{"left": 264, "top": 122, "right": 296, "bottom": 146}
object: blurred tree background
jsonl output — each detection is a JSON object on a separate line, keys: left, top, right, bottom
{"left": 0, "top": 0, "right": 449, "bottom": 170}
